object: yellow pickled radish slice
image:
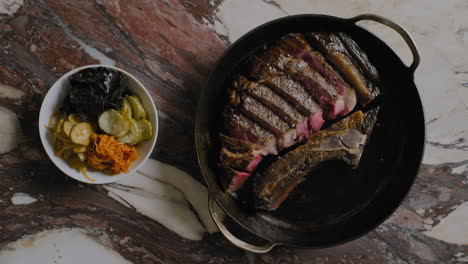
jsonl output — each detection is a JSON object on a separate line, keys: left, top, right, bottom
{"left": 68, "top": 114, "right": 82, "bottom": 123}
{"left": 63, "top": 121, "right": 76, "bottom": 136}
{"left": 70, "top": 122, "right": 94, "bottom": 146}
{"left": 73, "top": 145, "right": 87, "bottom": 153}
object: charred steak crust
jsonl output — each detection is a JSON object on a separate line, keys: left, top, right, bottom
{"left": 219, "top": 166, "right": 251, "bottom": 194}
{"left": 223, "top": 106, "right": 277, "bottom": 155}
{"left": 306, "top": 32, "right": 380, "bottom": 105}
{"left": 337, "top": 33, "right": 380, "bottom": 83}
{"left": 336, "top": 33, "right": 380, "bottom": 101}
{"left": 247, "top": 56, "right": 321, "bottom": 117}
{"left": 218, "top": 134, "right": 264, "bottom": 192}
{"left": 219, "top": 32, "right": 381, "bottom": 196}
{"left": 258, "top": 45, "right": 346, "bottom": 119}
{"left": 254, "top": 109, "right": 380, "bottom": 210}
{"left": 278, "top": 34, "right": 357, "bottom": 115}
{"left": 233, "top": 75, "right": 306, "bottom": 127}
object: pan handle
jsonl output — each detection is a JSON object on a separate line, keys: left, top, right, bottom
{"left": 349, "top": 14, "right": 420, "bottom": 72}
{"left": 209, "top": 193, "right": 277, "bottom": 253}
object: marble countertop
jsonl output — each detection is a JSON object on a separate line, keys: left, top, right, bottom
{"left": 0, "top": 0, "right": 467, "bottom": 263}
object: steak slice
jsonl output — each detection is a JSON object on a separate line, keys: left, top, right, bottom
{"left": 233, "top": 76, "right": 310, "bottom": 142}
{"left": 224, "top": 107, "right": 277, "bottom": 155}
{"left": 258, "top": 45, "right": 345, "bottom": 119}
{"left": 220, "top": 166, "right": 251, "bottom": 194}
{"left": 219, "top": 133, "right": 262, "bottom": 154}
{"left": 337, "top": 33, "right": 380, "bottom": 83}
{"left": 218, "top": 134, "right": 264, "bottom": 193}
{"left": 306, "top": 32, "right": 379, "bottom": 105}
{"left": 278, "top": 34, "right": 357, "bottom": 114}
{"left": 337, "top": 32, "right": 380, "bottom": 99}
{"left": 229, "top": 86, "right": 298, "bottom": 150}
{"left": 219, "top": 133, "right": 264, "bottom": 172}
{"left": 247, "top": 57, "right": 324, "bottom": 132}
{"left": 254, "top": 108, "right": 379, "bottom": 210}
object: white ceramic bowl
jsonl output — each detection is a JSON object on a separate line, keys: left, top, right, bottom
{"left": 39, "top": 65, "right": 158, "bottom": 184}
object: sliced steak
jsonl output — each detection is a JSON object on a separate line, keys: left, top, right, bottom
{"left": 220, "top": 166, "right": 251, "bottom": 194}
{"left": 220, "top": 149, "right": 263, "bottom": 173}
{"left": 337, "top": 32, "right": 380, "bottom": 99}
{"left": 224, "top": 107, "right": 277, "bottom": 155}
{"left": 233, "top": 76, "right": 310, "bottom": 141}
{"left": 258, "top": 45, "right": 345, "bottom": 119}
{"left": 254, "top": 109, "right": 379, "bottom": 210}
{"left": 278, "top": 33, "right": 357, "bottom": 114}
{"left": 219, "top": 133, "right": 262, "bottom": 155}
{"left": 218, "top": 134, "right": 264, "bottom": 193}
{"left": 337, "top": 33, "right": 380, "bottom": 83}
{"left": 229, "top": 85, "right": 300, "bottom": 150}
{"left": 307, "top": 32, "right": 379, "bottom": 105}
{"left": 247, "top": 57, "right": 324, "bottom": 132}
{"left": 219, "top": 133, "right": 264, "bottom": 172}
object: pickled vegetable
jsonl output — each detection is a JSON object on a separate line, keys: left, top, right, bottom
{"left": 73, "top": 145, "right": 88, "bottom": 153}
{"left": 61, "top": 67, "right": 128, "bottom": 121}
{"left": 77, "top": 152, "right": 87, "bottom": 162}
{"left": 137, "top": 120, "right": 152, "bottom": 141}
{"left": 70, "top": 122, "right": 94, "bottom": 146}
{"left": 98, "top": 110, "right": 130, "bottom": 137}
{"left": 127, "top": 95, "right": 147, "bottom": 120}
{"left": 68, "top": 114, "right": 82, "bottom": 123}
{"left": 117, "top": 119, "right": 141, "bottom": 145}
{"left": 119, "top": 98, "right": 132, "bottom": 120}
{"left": 63, "top": 121, "right": 76, "bottom": 136}
{"left": 115, "top": 95, "right": 152, "bottom": 145}
{"left": 88, "top": 134, "right": 138, "bottom": 175}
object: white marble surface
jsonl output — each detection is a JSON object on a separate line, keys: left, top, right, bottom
{"left": 425, "top": 201, "right": 468, "bottom": 245}
{"left": 0, "top": 106, "right": 22, "bottom": 154}
{"left": 104, "top": 159, "right": 221, "bottom": 241}
{"left": 0, "top": 0, "right": 23, "bottom": 16}
{"left": 10, "top": 192, "right": 37, "bottom": 205}
{"left": 0, "top": 229, "right": 130, "bottom": 264}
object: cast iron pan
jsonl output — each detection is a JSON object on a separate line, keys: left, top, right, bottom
{"left": 195, "top": 14, "right": 425, "bottom": 253}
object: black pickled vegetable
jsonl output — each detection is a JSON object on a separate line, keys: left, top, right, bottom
{"left": 61, "top": 67, "right": 128, "bottom": 121}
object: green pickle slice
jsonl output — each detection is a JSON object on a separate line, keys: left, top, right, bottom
{"left": 98, "top": 109, "right": 130, "bottom": 137}
{"left": 119, "top": 98, "right": 133, "bottom": 120}
{"left": 137, "top": 120, "right": 153, "bottom": 141}
{"left": 117, "top": 119, "right": 142, "bottom": 145}
{"left": 127, "top": 95, "right": 147, "bottom": 120}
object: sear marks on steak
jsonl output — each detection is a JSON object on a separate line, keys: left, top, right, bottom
{"left": 258, "top": 45, "right": 350, "bottom": 119}
{"left": 233, "top": 76, "right": 310, "bottom": 142}
{"left": 278, "top": 34, "right": 357, "bottom": 114}
{"left": 254, "top": 109, "right": 379, "bottom": 211}
{"left": 219, "top": 32, "right": 381, "bottom": 195}
{"left": 224, "top": 107, "right": 277, "bottom": 155}
{"left": 247, "top": 57, "right": 324, "bottom": 132}
{"left": 228, "top": 87, "right": 299, "bottom": 150}
{"left": 306, "top": 32, "right": 380, "bottom": 105}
